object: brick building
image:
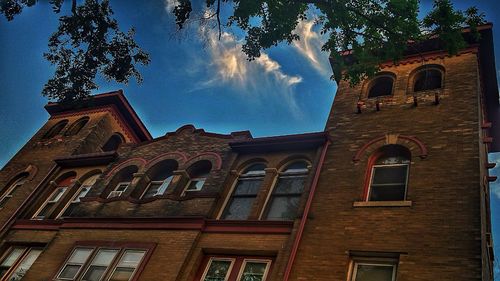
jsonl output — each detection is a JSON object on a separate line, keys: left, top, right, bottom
{"left": 0, "top": 24, "right": 497, "bottom": 281}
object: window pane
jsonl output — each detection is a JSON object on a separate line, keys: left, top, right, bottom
{"left": 265, "top": 196, "right": 300, "bottom": 220}
{"left": 372, "top": 166, "right": 407, "bottom": 185}
{"left": 0, "top": 248, "right": 25, "bottom": 278}
{"left": 59, "top": 264, "right": 81, "bottom": 279}
{"left": 73, "top": 187, "right": 90, "bottom": 203}
{"left": 109, "top": 268, "right": 134, "bottom": 281}
{"left": 222, "top": 197, "right": 255, "bottom": 220}
{"left": 49, "top": 187, "right": 67, "bottom": 202}
{"left": 157, "top": 176, "right": 173, "bottom": 194}
{"left": 240, "top": 261, "right": 268, "bottom": 281}
{"left": 117, "top": 250, "right": 145, "bottom": 268}
{"left": 234, "top": 179, "right": 262, "bottom": 195}
{"left": 9, "top": 248, "right": 42, "bottom": 281}
{"left": 204, "top": 260, "right": 232, "bottom": 281}
{"left": 274, "top": 177, "right": 305, "bottom": 194}
{"left": 186, "top": 179, "right": 205, "bottom": 191}
{"left": 369, "top": 185, "right": 406, "bottom": 201}
{"left": 354, "top": 264, "right": 394, "bottom": 281}
{"left": 91, "top": 249, "right": 118, "bottom": 266}
{"left": 115, "top": 183, "right": 129, "bottom": 192}
{"left": 68, "top": 248, "right": 93, "bottom": 264}
{"left": 36, "top": 202, "right": 55, "bottom": 218}
{"left": 143, "top": 183, "right": 161, "bottom": 198}
{"left": 82, "top": 265, "right": 107, "bottom": 281}
{"left": 61, "top": 203, "right": 78, "bottom": 217}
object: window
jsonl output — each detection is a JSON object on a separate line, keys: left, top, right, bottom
{"left": 33, "top": 175, "right": 75, "bottom": 219}
{"left": 142, "top": 160, "right": 178, "bottom": 199}
{"left": 65, "top": 117, "right": 90, "bottom": 136}
{"left": 221, "top": 164, "right": 266, "bottom": 220}
{"left": 106, "top": 166, "right": 138, "bottom": 199}
{"left": 367, "top": 75, "right": 395, "bottom": 98}
{"left": 58, "top": 174, "right": 100, "bottom": 218}
{"left": 56, "top": 245, "right": 150, "bottom": 281}
{"left": 413, "top": 68, "right": 442, "bottom": 92}
{"left": 102, "top": 133, "right": 124, "bottom": 152}
{"left": 349, "top": 258, "right": 397, "bottom": 281}
{"left": 263, "top": 161, "right": 308, "bottom": 220}
{"left": 367, "top": 145, "right": 410, "bottom": 201}
{"left": 199, "top": 256, "right": 271, "bottom": 281}
{"left": 0, "top": 246, "right": 43, "bottom": 281}
{"left": 0, "top": 174, "right": 28, "bottom": 208}
{"left": 43, "top": 119, "right": 68, "bottom": 139}
{"left": 183, "top": 160, "right": 212, "bottom": 195}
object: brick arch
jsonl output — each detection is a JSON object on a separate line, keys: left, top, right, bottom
{"left": 407, "top": 63, "right": 445, "bottom": 93}
{"left": 145, "top": 152, "right": 188, "bottom": 169}
{"left": 361, "top": 71, "right": 397, "bottom": 99}
{"left": 105, "top": 158, "right": 147, "bottom": 179}
{"left": 353, "top": 134, "right": 428, "bottom": 162}
{"left": 184, "top": 152, "right": 223, "bottom": 170}
{"left": 77, "top": 169, "right": 103, "bottom": 184}
{"left": 235, "top": 158, "right": 269, "bottom": 173}
{"left": 276, "top": 155, "right": 312, "bottom": 172}
{"left": 6, "top": 164, "right": 38, "bottom": 183}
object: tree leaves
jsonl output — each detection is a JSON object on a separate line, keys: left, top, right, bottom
{"left": 41, "top": 0, "right": 150, "bottom": 102}
{"left": 172, "top": 0, "right": 485, "bottom": 85}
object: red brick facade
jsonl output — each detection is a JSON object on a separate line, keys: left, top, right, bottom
{"left": 0, "top": 26, "right": 497, "bottom": 281}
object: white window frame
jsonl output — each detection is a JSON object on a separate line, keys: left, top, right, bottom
{"left": 32, "top": 186, "right": 68, "bottom": 219}
{"left": 200, "top": 257, "right": 235, "bottom": 281}
{"left": 107, "top": 249, "right": 146, "bottom": 281}
{"left": 107, "top": 182, "right": 130, "bottom": 199}
{"left": 141, "top": 176, "right": 173, "bottom": 199}
{"left": 56, "top": 247, "right": 95, "bottom": 280}
{"left": 182, "top": 177, "right": 206, "bottom": 195}
{"left": 350, "top": 261, "right": 397, "bottom": 281}
{"left": 0, "top": 246, "right": 44, "bottom": 281}
{"left": 236, "top": 259, "right": 272, "bottom": 281}
{"left": 0, "top": 177, "right": 26, "bottom": 208}
{"left": 79, "top": 248, "right": 119, "bottom": 281}
{"left": 57, "top": 185, "right": 92, "bottom": 219}
{"left": 367, "top": 163, "right": 409, "bottom": 202}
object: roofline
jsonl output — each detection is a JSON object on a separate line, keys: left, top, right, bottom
{"left": 230, "top": 131, "right": 329, "bottom": 153}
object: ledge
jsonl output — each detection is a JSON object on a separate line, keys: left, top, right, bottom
{"left": 353, "top": 201, "right": 412, "bottom": 208}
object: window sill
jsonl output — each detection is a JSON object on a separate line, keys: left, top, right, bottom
{"left": 353, "top": 201, "right": 412, "bottom": 208}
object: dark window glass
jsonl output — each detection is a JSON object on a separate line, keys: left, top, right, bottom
{"left": 43, "top": 120, "right": 68, "bottom": 139}
{"left": 102, "top": 134, "right": 124, "bottom": 152}
{"left": 414, "top": 69, "right": 442, "bottom": 92}
{"left": 368, "top": 76, "right": 394, "bottom": 98}
{"left": 65, "top": 117, "right": 89, "bottom": 136}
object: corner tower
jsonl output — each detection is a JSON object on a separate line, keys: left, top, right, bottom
{"left": 288, "top": 24, "right": 498, "bottom": 281}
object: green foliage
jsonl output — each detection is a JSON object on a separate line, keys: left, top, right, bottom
{"left": 173, "top": 0, "right": 485, "bottom": 85}
{"left": 1, "top": 0, "right": 150, "bottom": 102}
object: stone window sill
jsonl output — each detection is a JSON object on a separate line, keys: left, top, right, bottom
{"left": 353, "top": 201, "right": 412, "bottom": 208}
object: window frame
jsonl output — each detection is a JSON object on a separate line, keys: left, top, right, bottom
{"left": 260, "top": 162, "right": 309, "bottom": 220}
{"left": 197, "top": 255, "right": 273, "bottom": 281}
{"left": 141, "top": 175, "right": 174, "bottom": 199}
{"left": 367, "top": 163, "right": 409, "bottom": 202}
{"left": 0, "top": 245, "right": 44, "bottom": 281}
{"left": 0, "top": 176, "right": 27, "bottom": 208}
{"left": 220, "top": 164, "right": 267, "bottom": 220}
{"left": 33, "top": 186, "right": 69, "bottom": 219}
{"left": 107, "top": 182, "right": 130, "bottom": 199}
{"left": 348, "top": 258, "right": 398, "bottom": 281}
{"left": 54, "top": 242, "right": 155, "bottom": 281}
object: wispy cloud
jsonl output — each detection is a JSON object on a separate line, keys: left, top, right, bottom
{"left": 164, "top": 0, "right": 178, "bottom": 13}
{"left": 292, "top": 19, "right": 331, "bottom": 77}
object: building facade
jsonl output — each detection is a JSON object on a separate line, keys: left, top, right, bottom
{"left": 0, "top": 25, "right": 497, "bottom": 281}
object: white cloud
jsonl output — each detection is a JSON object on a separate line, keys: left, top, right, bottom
{"left": 292, "top": 19, "right": 331, "bottom": 77}
{"left": 189, "top": 28, "right": 304, "bottom": 116}
{"left": 164, "top": 0, "right": 178, "bottom": 13}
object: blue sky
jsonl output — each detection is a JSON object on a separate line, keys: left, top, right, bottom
{"left": 0, "top": 0, "right": 499, "bottom": 277}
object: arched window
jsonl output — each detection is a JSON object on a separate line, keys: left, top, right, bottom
{"left": 367, "top": 145, "right": 410, "bottom": 201}
{"left": 368, "top": 75, "right": 395, "bottom": 98}
{"left": 263, "top": 161, "right": 309, "bottom": 220}
{"left": 33, "top": 174, "right": 75, "bottom": 219}
{"left": 108, "top": 166, "right": 138, "bottom": 198}
{"left": 102, "top": 133, "right": 124, "bottom": 152}
{"left": 413, "top": 68, "right": 442, "bottom": 92}
{"left": 183, "top": 160, "right": 212, "bottom": 194}
{"left": 58, "top": 173, "right": 100, "bottom": 218}
{"left": 43, "top": 119, "right": 68, "bottom": 139}
{"left": 64, "top": 117, "right": 89, "bottom": 136}
{"left": 0, "top": 174, "right": 28, "bottom": 208}
{"left": 221, "top": 163, "right": 267, "bottom": 220}
{"left": 142, "top": 160, "right": 178, "bottom": 199}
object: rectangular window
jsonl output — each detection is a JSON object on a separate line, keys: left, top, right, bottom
{"left": 221, "top": 178, "right": 262, "bottom": 220}
{"left": 184, "top": 178, "right": 205, "bottom": 193}
{"left": 349, "top": 257, "right": 398, "bottom": 281}
{"left": 108, "top": 182, "right": 130, "bottom": 199}
{"left": 368, "top": 164, "right": 408, "bottom": 201}
{"left": 198, "top": 256, "right": 272, "bottom": 281}
{"left": 59, "top": 186, "right": 91, "bottom": 218}
{"left": 55, "top": 243, "right": 152, "bottom": 281}
{"left": 33, "top": 186, "right": 68, "bottom": 219}
{"left": 0, "top": 246, "right": 43, "bottom": 281}
{"left": 264, "top": 175, "right": 305, "bottom": 220}
{"left": 142, "top": 176, "right": 173, "bottom": 199}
